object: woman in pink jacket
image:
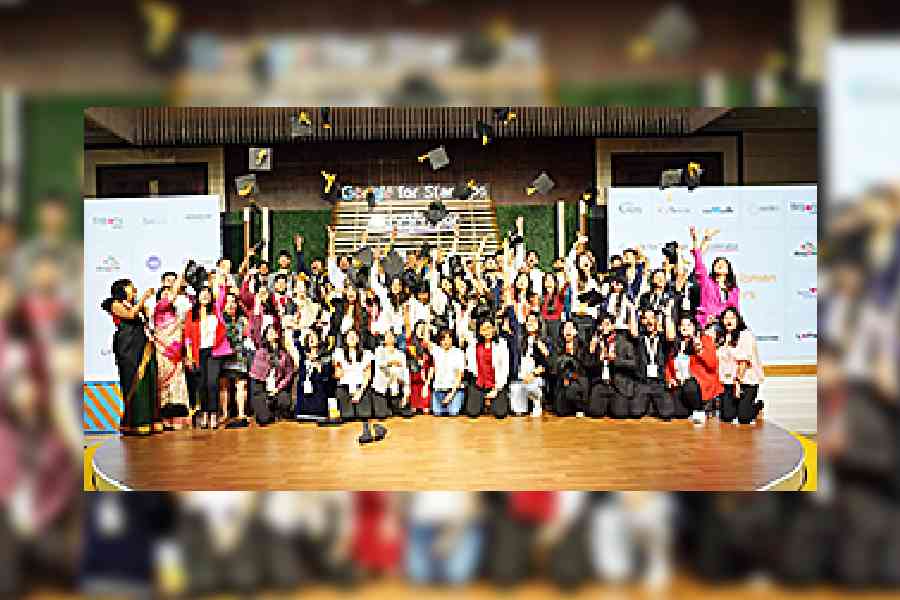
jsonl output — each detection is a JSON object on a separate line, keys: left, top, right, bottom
{"left": 689, "top": 226, "right": 740, "bottom": 328}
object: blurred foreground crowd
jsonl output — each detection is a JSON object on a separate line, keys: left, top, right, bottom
{"left": 76, "top": 491, "right": 895, "bottom": 598}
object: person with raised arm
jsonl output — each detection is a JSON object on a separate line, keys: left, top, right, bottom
{"left": 689, "top": 226, "right": 740, "bottom": 328}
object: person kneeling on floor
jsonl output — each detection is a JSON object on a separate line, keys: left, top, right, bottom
{"left": 249, "top": 324, "right": 297, "bottom": 426}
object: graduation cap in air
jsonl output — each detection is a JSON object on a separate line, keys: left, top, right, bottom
{"left": 493, "top": 107, "right": 517, "bottom": 124}
{"left": 662, "top": 241, "right": 679, "bottom": 263}
{"left": 426, "top": 200, "right": 448, "bottom": 226}
{"left": 235, "top": 174, "right": 257, "bottom": 197}
{"left": 290, "top": 111, "right": 313, "bottom": 137}
{"left": 321, "top": 170, "right": 339, "bottom": 203}
{"left": 354, "top": 246, "right": 374, "bottom": 268}
{"left": 474, "top": 120, "right": 493, "bottom": 146}
{"left": 578, "top": 289, "right": 604, "bottom": 306}
{"left": 249, "top": 147, "right": 272, "bottom": 171}
{"left": 417, "top": 145, "right": 450, "bottom": 170}
{"left": 382, "top": 249, "right": 405, "bottom": 278}
{"left": 453, "top": 179, "right": 477, "bottom": 201}
{"left": 686, "top": 161, "right": 703, "bottom": 191}
{"left": 320, "top": 107, "right": 332, "bottom": 129}
{"left": 526, "top": 172, "right": 555, "bottom": 196}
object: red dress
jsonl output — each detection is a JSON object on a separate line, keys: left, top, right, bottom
{"left": 407, "top": 342, "right": 433, "bottom": 410}
{"left": 351, "top": 492, "right": 403, "bottom": 574}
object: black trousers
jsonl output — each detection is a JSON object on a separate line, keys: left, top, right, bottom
{"left": 668, "top": 378, "right": 702, "bottom": 418}
{"left": 336, "top": 384, "right": 373, "bottom": 420}
{"left": 589, "top": 380, "right": 616, "bottom": 417}
{"left": 632, "top": 381, "right": 667, "bottom": 418}
{"left": 371, "top": 390, "right": 411, "bottom": 418}
{"left": 555, "top": 377, "right": 588, "bottom": 416}
{"left": 572, "top": 315, "right": 594, "bottom": 344}
{"left": 721, "top": 383, "right": 760, "bottom": 424}
{"left": 197, "top": 348, "right": 223, "bottom": 414}
{"left": 249, "top": 379, "right": 289, "bottom": 425}
{"left": 466, "top": 384, "right": 509, "bottom": 418}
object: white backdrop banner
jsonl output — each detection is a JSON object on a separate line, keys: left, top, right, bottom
{"left": 607, "top": 186, "right": 817, "bottom": 365}
{"left": 84, "top": 196, "right": 221, "bottom": 381}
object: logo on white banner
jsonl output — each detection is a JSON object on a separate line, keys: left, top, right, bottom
{"left": 792, "top": 241, "right": 817, "bottom": 257}
{"left": 709, "top": 242, "right": 739, "bottom": 253}
{"left": 142, "top": 216, "right": 168, "bottom": 226}
{"left": 795, "top": 331, "right": 817, "bottom": 341}
{"left": 796, "top": 287, "right": 817, "bottom": 299}
{"left": 757, "top": 334, "right": 781, "bottom": 343}
{"left": 185, "top": 213, "right": 213, "bottom": 221}
{"left": 146, "top": 255, "right": 162, "bottom": 271}
{"left": 789, "top": 202, "right": 817, "bottom": 214}
{"left": 96, "top": 255, "right": 121, "bottom": 273}
{"left": 656, "top": 204, "right": 690, "bottom": 215}
{"left": 702, "top": 205, "right": 735, "bottom": 215}
{"left": 618, "top": 203, "right": 643, "bottom": 215}
{"left": 92, "top": 216, "right": 124, "bottom": 230}
{"left": 748, "top": 202, "right": 781, "bottom": 216}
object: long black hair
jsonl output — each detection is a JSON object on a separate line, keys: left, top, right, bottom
{"left": 710, "top": 256, "right": 738, "bottom": 291}
{"left": 190, "top": 285, "right": 213, "bottom": 321}
{"left": 716, "top": 306, "right": 748, "bottom": 347}
{"left": 100, "top": 278, "right": 132, "bottom": 313}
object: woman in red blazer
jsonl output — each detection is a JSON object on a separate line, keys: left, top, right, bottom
{"left": 664, "top": 314, "right": 722, "bottom": 420}
{"left": 183, "top": 285, "right": 230, "bottom": 428}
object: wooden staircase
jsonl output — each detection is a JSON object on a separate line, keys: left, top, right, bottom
{"left": 331, "top": 195, "right": 501, "bottom": 259}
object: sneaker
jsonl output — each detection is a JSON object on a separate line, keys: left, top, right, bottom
{"left": 690, "top": 411, "right": 706, "bottom": 425}
{"left": 576, "top": 411, "right": 585, "bottom": 418}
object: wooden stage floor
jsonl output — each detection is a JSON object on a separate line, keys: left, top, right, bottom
{"left": 91, "top": 415, "right": 805, "bottom": 491}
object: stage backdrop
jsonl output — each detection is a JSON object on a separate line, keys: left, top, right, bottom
{"left": 607, "top": 186, "right": 817, "bottom": 366}
{"left": 84, "top": 196, "right": 221, "bottom": 432}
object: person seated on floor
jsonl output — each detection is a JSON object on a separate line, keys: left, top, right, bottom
{"left": 513, "top": 311, "right": 551, "bottom": 416}
{"left": 465, "top": 318, "right": 510, "bottom": 418}
{"left": 715, "top": 307, "right": 765, "bottom": 425}
{"left": 372, "top": 328, "right": 411, "bottom": 419}
{"left": 248, "top": 324, "right": 297, "bottom": 426}
{"left": 633, "top": 308, "right": 676, "bottom": 420}
{"left": 664, "top": 314, "right": 722, "bottom": 422}
{"left": 430, "top": 328, "right": 466, "bottom": 417}
{"left": 551, "top": 320, "right": 589, "bottom": 416}
{"left": 333, "top": 328, "right": 374, "bottom": 421}
{"left": 294, "top": 328, "right": 333, "bottom": 420}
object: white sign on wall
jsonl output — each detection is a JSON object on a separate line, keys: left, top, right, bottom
{"left": 827, "top": 41, "right": 900, "bottom": 206}
{"left": 607, "top": 186, "right": 817, "bottom": 365}
{"left": 84, "top": 195, "right": 221, "bottom": 382}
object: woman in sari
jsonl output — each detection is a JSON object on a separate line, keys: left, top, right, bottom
{"left": 153, "top": 282, "right": 191, "bottom": 430}
{"left": 101, "top": 279, "right": 160, "bottom": 435}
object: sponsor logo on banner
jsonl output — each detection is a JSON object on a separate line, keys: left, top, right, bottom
{"left": 795, "top": 331, "right": 818, "bottom": 341}
{"left": 656, "top": 204, "right": 690, "bottom": 215}
{"left": 701, "top": 205, "right": 735, "bottom": 215}
{"left": 797, "top": 287, "right": 817, "bottom": 299}
{"left": 146, "top": 255, "right": 162, "bottom": 271}
{"left": 92, "top": 216, "right": 124, "bottom": 229}
{"left": 739, "top": 273, "right": 777, "bottom": 284}
{"left": 793, "top": 241, "right": 817, "bottom": 257}
{"left": 790, "top": 202, "right": 817, "bottom": 214}
{"left": 185, "top": 212, "right": 213, "bottom": 221}
{"left": 100, "top": 347, "right": 114, "bottom": 357}
{"left": 619, "top": 203, "right": 643, "bottom": 215}
{"left": 96, "top": 255, "right": 121, "bottom": 273}
{"left": 748, "top": 202, "right": 781, "bottom": 216}
{"left": 142, "top": 216, "right": 168, "bottom": 226}
{"left": 757, "top": 334, "right": 781, "bottom": 343}
{"left": 709, "top": 242, "right": 738, "bottom": 253}
{"left": 742, "top": 291, "right": 757, "bottom": 301}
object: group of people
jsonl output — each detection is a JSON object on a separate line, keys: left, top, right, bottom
{"left": 101, "top": 216, "right": 764, "bottom": 434}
